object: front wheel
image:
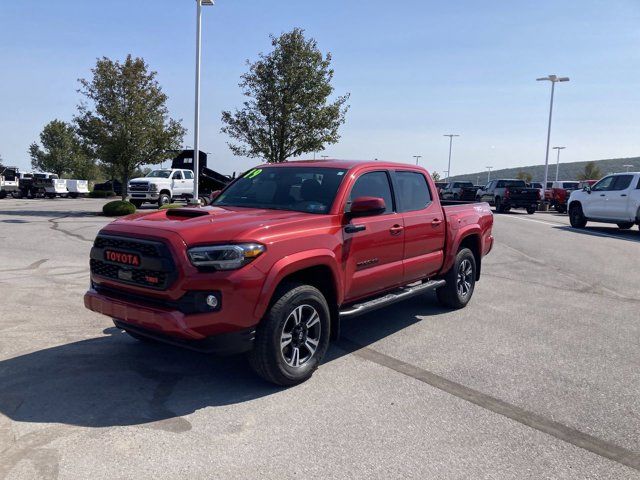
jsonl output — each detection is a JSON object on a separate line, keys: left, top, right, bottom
{"left": 157, "top": 193, "right": 171, "bottom": 207}
{"left": 617, "top": 222, "right": 634, "bottom": 230}
{"left": 436, "top": 248, "right": 476, "bottom": 309}
{"left": 569, "top": 203, "right": 587, "bottom": 228}
{"left": 248, "top": 283, "right": 330, "bottom": 386}
{"left": 526, "top": 207, "right": 536, "bottom": 215}
{"left": 495, "top": 197, "right": 503, "bottom": 213}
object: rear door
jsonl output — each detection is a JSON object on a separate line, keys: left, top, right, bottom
{"left": 392, "top": 170, "right": 445, "bottom": 282}
{"left": 342, "top": 170, "right": 405, "bottom": 301}
{"left": 171, "top": 170, "right": 186, "bottom": 195}
{"left": 603, "top": 175, "right": 634, "bottom": 220}
{"left": 184, "top": 170, "right": 195, "bottom": 194}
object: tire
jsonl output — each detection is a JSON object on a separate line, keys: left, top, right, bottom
{"left": 69, "top": 192, "right": 78, "bottom": 199}
{"left": 617, "top": 222, "right": 634, "bottom": 230}
{"left": 46, "top": 193, "right": 55, "bottom": 199}
{"left": 131, "top": 200, "right": 144, "bottom": 209}
{"left": 0, "top": 191, "right": 6, "bottom": 199}
{"left": 157, "top": 193, "right": 171, "bottom": 207}
{"left": 495, "top": 197, "right": 503, "bottom": 213}
{"left": 569, "top": 203, "right": 587, "bottom": 229}
{"left": 436, "top": 248, "right": 476, "bottom": 309}
{"left": 526, "top": 207, "right": 536, "bottom": 215}
{"left": 248, "top": 283, "right": 330, "bottom": 386}
{"left": 503, "top": 206, "right": 511, "bottom": 213}
{"left": 199, "top": 195, "right": 210, "bottom": 206}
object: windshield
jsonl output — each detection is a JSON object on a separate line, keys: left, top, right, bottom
{"left": 213, "top": 167, "right": 347, "bottom": 214}
{"left": 498, "top": 180, "right": 526, "bottom": 188}
{"left": 146, "top": 170, "right": 172, "bottom": 178}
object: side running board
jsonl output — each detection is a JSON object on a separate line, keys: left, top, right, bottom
{"left": 339, "top": 279, "right": 446, "bottom": 318}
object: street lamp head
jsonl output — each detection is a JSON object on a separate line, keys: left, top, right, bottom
{"left": 200, "top": 0, "right": 215, "bottom": 5}
{"left": 553, "top": 146, "right": 566, "bottom": 150}
{"left": 558, "top": 77, "right": 570, "bottom": 82}
{"left": 537, "top": 75, "right": 569, "bottom": 83}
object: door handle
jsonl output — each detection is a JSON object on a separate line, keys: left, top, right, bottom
{"left": 344, "top": 224, "right": 366, "bottom": 234}
{"left": 389, "top": 224, "right": 403, "bottom": 235}
{"left": 431, "top": 218, "right": 443, "bottom": 226}
{"left": 621, "top": 194, "right": 627, "bottom": 197}
{"left": 600, "top": 194, "right": 606, "bottom": 197}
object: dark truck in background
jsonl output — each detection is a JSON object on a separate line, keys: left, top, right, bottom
{"left": 476, "top": 179, "right": 540, "bottom": 214}
{"left": 85, "top": 160, "right": 494, "bottom": 386}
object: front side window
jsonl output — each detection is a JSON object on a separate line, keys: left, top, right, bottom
{"left": 172, "top": 171, "right": 183, "bottom": 180}
{"left": 611, "top": 175, "right": 633, "bottom": 191}
{"left": 214, "top": 167, "right": 347, "bottom": 214}
{"left": 347, "top": 171, "right": 394, "bottom": 214}
{"left": 395, "top": 171, "right": 431, "bottom": 212}
{"left": 592, "top": 176, "right": 614, "bottom": 191}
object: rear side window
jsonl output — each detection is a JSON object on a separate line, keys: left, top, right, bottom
{"left": 184, "top": 170, "right": 194, "bottom": 179}
{"left": 395, "top": 171, "right": 431, "bottom": 212}
{"left": 173, "top": 171, "right": 183, "bottom": 180}
{"left": 611, "top": 175, "right": 633, "bottom": 191}
{"left": 347, "top": 171, "right": 394, "bottom": 214}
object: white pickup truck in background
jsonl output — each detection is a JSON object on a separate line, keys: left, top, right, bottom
{"left": 568, "top": 172, "right": 640, "bottom": 230}
{"left": 127, "top": 168, "right": 195, "bottom": 207}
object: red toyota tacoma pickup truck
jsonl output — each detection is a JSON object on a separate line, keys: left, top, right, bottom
{"left": 85, "top": 160, "right": 494, "bottom": 385}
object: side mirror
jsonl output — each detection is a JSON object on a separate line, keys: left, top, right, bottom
{"left": 349, "top": 196, "right": 386, "bottom": 217}
{"left": 583, "top": 186, "right": 591, "bottom": 193}
{"left": 210, "top": 190, "right": 221, "bottom": 201}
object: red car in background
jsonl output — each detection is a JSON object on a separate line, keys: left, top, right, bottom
{"left": 547, "top": 181, "right": 580, "bottom": 213}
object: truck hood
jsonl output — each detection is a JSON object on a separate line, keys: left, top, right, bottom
{"left": 104, "top": 206, "right": 333, "bottom": 246}
{"left": 129, "top": 177, "right": 164, "bottom": 184}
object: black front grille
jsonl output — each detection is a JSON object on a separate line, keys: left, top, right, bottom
{"left": 91, "top": 234, "right": 176, "bottom": 290}
{"left": 94, "top": 236, "right": 160, "bottom": 257}
{"left": 90, "top": 259, "right": 169, "bottom": 288}
{"left": 129, "top": 183, "right": 149, "bottom": 192}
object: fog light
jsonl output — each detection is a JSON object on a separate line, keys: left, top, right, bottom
{"left": 205, "top": 294, "right": 219, "bottom": 308}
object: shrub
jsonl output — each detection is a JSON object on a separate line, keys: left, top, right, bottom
{"left": 103, "top": 200, "right": 136, "bottom": 216}
{"left": 89, "top": 190, "right": 116, "bottom": 198}
{"left": 159, "top": 203, "right": 184, "bottom": 210}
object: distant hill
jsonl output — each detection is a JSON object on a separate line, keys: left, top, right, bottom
{"left": 447, "top": 156, "right": 640, "bottom": 185}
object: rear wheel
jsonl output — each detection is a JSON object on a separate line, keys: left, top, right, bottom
{"left": 130, "top": 200, "right": 144, "bottom": 209}
{"left": 526, "top": 207, "right": 536, "bottom": 214}
{"left": 617, "top": 222, "right": 634, "bottom": 230}
{"left": 495, "top": 197, "right": 503, "bottom": 213}
{"left": 556, "top": 204, "right": 567, "bottom": 214}
{"left": 436, "top": 248, "right": 476, "bottom": 309}
{"left": 569, "top": 203, "right": 587, "bottom": 228}
{"left": 248, "top": 283, "right": 330, "bottom": 386}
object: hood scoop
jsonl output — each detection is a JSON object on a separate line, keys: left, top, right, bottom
{"left": 165, "top": 208, "right": 211, "bottom": 219}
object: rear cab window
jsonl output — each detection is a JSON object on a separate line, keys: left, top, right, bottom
{"left": 611, "top": 175, "right": 633, "bottom": 191}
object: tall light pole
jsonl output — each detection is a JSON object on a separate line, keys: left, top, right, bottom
{"left": 191, "top": 0, "right": 215, "bottom": 205}
{"left": 537, "top": 74, "right": 569, "bottom": 195}
{"left": 413, "top": 155, "right": 422, "bottom": 165}
{"left": 623, "top": 164, "right": 634, "bottom": 172}
{"left": 486, "top": 166, "right": 493, "bottom": 182}
{"left": 553, "top": 146, "right": 565, "bottom": 181}
{"left": 443, "top": 134, "right": 460, "bottom": 181}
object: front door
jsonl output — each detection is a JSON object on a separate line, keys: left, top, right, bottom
{"left": 342, "top": 171, "right": 404, "bottom": 302}
{"left": 585, "top": 175, "right": 614, "bottom": 218}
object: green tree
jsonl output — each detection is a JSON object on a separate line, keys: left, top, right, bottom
{"left": 29, "top": 120, "right": 86, "bottom": 177}
{"left": 516, "top": 171, "right": 533, "bottom": 183}
{"left": 431, "top": 171, "right": 441, "bottom": 181}
{"left": 578, "top": 161, "right": 602, "bottom": 180}
{"left": 221, "top": 28, "right": 350, "bottom": 163}
{"left": 75, "top": 55, "right": 185, "bottom": 199}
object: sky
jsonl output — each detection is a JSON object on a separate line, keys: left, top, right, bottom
{"left": 1, "top": 0, "right": 639, "bottom": 177}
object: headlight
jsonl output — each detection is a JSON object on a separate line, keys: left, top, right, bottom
{"left": 149, "top": 183, "right": 158, "bottom": 192}
{"left": 187, "top": 243, "right": 265, "bottom": 270}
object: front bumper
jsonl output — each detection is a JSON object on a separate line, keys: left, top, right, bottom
{"left": 127, "top": 192, "right": 159, "bottom": 201}
{"left": 84, "top": 288, "right": 255, "bottom": 355}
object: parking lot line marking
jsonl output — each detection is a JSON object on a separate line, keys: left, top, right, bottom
{"left": 499, "top": 215, "right": 639, "bottom": 242}
{"left": 337, "top": 338, "right": 640, "bottom": 472}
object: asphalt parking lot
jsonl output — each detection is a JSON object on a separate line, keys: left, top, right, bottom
{"left": 1, "top": 198, "right": 639, "bottom": 479}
